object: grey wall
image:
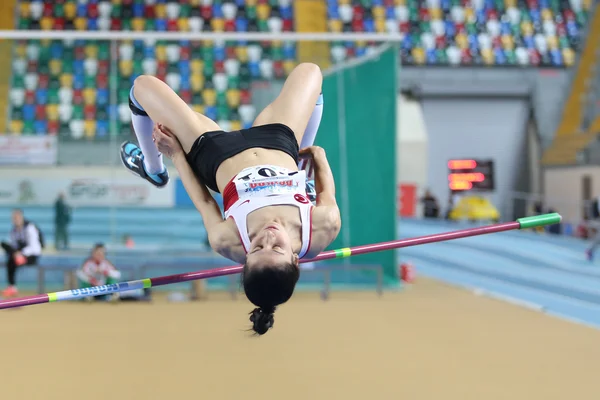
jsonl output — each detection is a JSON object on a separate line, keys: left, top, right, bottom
{"left": 421, "top": 98, "right": 530, "bottom": 213}
{"left": 399, "top": 67, "right": 571, "bottom": 149}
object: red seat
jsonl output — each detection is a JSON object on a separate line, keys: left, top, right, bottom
{"left": 43, "top": 3, "right": 54, "bottom": 17}
{"left": 73, "top": 89, "right": 84, "bottom": 105}
{"left": 353, "top": 6, "right": 364, "bottom": 20}
{"left": 38, "top": 74, "right": 50, "bottom": 89}
{"left": 111, "top": 18, "right": 122, "bottom": 30}
{"left": 35, "top": 105, "right": 46, "bottom": 120}
{"left": 273, "top": 61, "right": 284, "bottom": 78}
{"left": 201, "top": 6, "right": 212, "bottom": 19}
{"left": 226, "top": 46, "right": 236, "bottom": 59}
{"left": 97, "top": 74, "right": 108, "bottom": 88}
{"left": 282, "top": 19, "right": 293, "bottom": 31}
{"left": 460, "top": 49, "right": 472, "bottom": 64}
{"left": 180, "top": 89, "right": 192, "bottom": 103}
{"left": 98, "top": 60, "right": 110, "bottom": 75}
{"left": 88, "top": 4, "right": 99, "bottom": 19}
{"left": 84, "top": 104, "right": 96, "bottom": 119}
{"left": 419, "top": 8, "right": 430, "bottom": 21}
{"left": 240, "top": 89, "right": 251, "bottom": 105}
{"left": 224, "top": 19, "right": 236, "bottom": 31}
{"left": 215, "top": 60, "right": 225, "bottom": 73}
{"left": 48, "top": 120, "right": 59, "bottom": 135}
{"left": 167, "top": 19, "right": 178, "bottom": 31}
{"left": 74, "top": 46, "right": 85, "bottom": 60}
{"left": 157, "top": 61, "right": 168, "bottom": 75}
{"left": 27, "top": 60, "right": 38, "bottom": 73}
{"left": 54, "top": 17, "right": 66, "bottom": 30}
{"left": 25, "top": 90, "right": 35, "bottom": 104}
{"left": 144, "top": 5, "right": 155, "bottom": 18}
{"left": 180, "top": 46, "right": 191, "bottom": 60}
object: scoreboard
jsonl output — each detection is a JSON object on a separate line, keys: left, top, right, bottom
{"left": 447, "top": 159, "right": 495, "bottom": 192}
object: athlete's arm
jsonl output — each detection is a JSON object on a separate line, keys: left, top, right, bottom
{"left": 300, "top": 146, "right": 337, "bottom": 207}
{"left": 171, "top": 153, "right": 225, "bottom": 232}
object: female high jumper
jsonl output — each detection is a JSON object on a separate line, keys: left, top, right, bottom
{"left": 119, "top": 63, "right": 341, "bottom": 335}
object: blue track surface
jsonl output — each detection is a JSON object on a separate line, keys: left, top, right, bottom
{"left": 398, "top": 219, "right": 600, "bottom": 330}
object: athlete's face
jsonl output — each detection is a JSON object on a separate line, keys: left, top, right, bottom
{"left": 246, "top": 223, "right": 299, "bottom": 269}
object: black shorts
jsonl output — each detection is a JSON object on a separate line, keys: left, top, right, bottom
{"left": 186, "top": 123, "right": 299, "bottom": 193}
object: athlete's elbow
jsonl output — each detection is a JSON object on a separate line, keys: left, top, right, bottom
{"left": 133, "top": 75, "right": 162, "bottom": 93}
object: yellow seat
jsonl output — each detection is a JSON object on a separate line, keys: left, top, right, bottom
{"left": 226, "top": 89, "right": 241, "bottom": 108}
{"left": 74, "top": 17, "right": 88, "bottom": 31}
{"left": 19, "top": 3, "right": 29, "bottom": 18}
{"left": 329, "top": 19, "right": 343, "bottom": 33}
{"left": 190, "top": 0, "right": 200, "bottom": 5}
{"left": 178, "top": 18, "right": 189, "bottom": 31}
{"left": 84, "top": 120, "right": 96, "bottom": 138}
{"left": 15, "top": 43, "right": 26, "bottom": 58}
{"left": 283, "top": 60, "right": 296, "bottom": 75}
{"left": 547, "top": 35, "right": 558, "bottom": 50}
{"left": 521, "top": 21, "right": 533, "bottom": 36}
{"left": 191, "top": 74, "right": 204, "bottom": 92}
{"left": 49, "top": 59, "right": 62, "bottom": 76}
{"left": 464, "top": 8, "right": 475, "bottom": 20}
{"left": 501, "top": 34, "right": 514, "bottom": 50}
{"left": 505, "top": 0, "right": 516, "bottom": 7}
{"left": 338, "top": 0, "right": 350, "bottom": 4}
{"left": 375, "top": 18, "right": 386, "bottom": 33}
{"left": 481, "top": 48, "right": 495, "bottom": 65}
{"left": 411, "top": 48, "right": 425, "bottom": 65}
{"left": 83, "top": 88, "right": 96, "bottom": 105}
{"left": 563, "top": 48, "right": 575, "bottom": 66}
{"left": 372, "top": 6, "right": 385, "bottom": 18}
{"left": 155, "top": 4, "right": 166, "bottom": 19}
{"left": 119, "top": 60, "right": 133, "bottom": 76}
{"left": 230, "top": 121, "right": 242, "bottom": 131}
{"left": 155, "top": 45, "right": 167, "bottom": 62}
{"left": 202, "top": 88, "right": 217, "bottom": 106}
{"left": 65, "top": 2, "right": 77, "bottom": 19}
{"left": 257, "top": 4, "right": 271, "bottom": 20}
{"left": 112, "top": 0, "right": 122, "bottom": 4}
{"left": 190, "top": 59, "right": 203, "bottom": 73}
{"left": 541, "top": 8, "right": 553, "bottom": 20}
{"left": 10, "top": 120, "right": 23, "bottom": 135}
{"left": 60, "top": 74, "right": 74, "bottom": 88}
{"left": 395, "top": 0, "right": 406, "bottom": 4}
{"left": 246, "top": 0, "right": 257, "bottom": 5}
{"left": 46, "top": 105, "right": 59, "bottom": 121}
{"left": 192, "top": 105, "right": 204, "bottom": 114}
{"left": 85, "top": 45, "right": 98, "bottom": 59}
{"left": 40, "top": 17, "right": 54, "bottom": 30}
{"left": 211, "top": 18, "right": 225, "bottom": 32}
{"left": 132, "top": 18, "right": 145, "bottom": 31}
{"left": 430, "top": 8, "right": 442, "bottom": 19}
{"left": 235, "top": 46, "right": 248, "bottom": 63}
{"left": 456, "top": 33, "right": 468, "bottom": 49}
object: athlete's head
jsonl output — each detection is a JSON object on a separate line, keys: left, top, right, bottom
{"left": 91, "top": 243, "right": 106, "bottom": 263}
{"left": 242, "top": 223, "right": 300, "bottom": 335}
{"left": 11, "top": 208, "right": 24, "bottom": 228}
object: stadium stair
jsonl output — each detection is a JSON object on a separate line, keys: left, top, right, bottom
{"left": 542, "top": 3, "right": 600, "bottom": 166}
{"left": 0, "top": 0, "right": 18, "bottom": 134}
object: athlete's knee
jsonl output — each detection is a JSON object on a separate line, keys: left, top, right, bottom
{"left": 294, "top": 63, "right": 322, "bottom": 81}
{"left": 133, "top": 75, "right": 162, "bottom": 95}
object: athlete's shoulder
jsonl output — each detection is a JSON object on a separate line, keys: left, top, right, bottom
{"left": 208, "top": 219, "right": 246, "bottom": 264}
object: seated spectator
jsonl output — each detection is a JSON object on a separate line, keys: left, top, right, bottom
{"left": 0, "top": 209, "right": 43, "bottom": 297}
{"left": 76, "top": 243, "right": 122, "bottom": 302}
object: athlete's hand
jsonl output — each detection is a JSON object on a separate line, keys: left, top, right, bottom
{"left": 299, "top": 146, "right": 325, "bottom": 160}
{"left": 153, "top": 124, "right": 184, "bottom": 160}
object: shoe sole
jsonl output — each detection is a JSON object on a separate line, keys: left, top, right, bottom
{"left": 119, "top": 141, "right": 169, "bottom": 190}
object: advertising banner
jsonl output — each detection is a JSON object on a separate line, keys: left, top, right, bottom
{"left": 0, "top": 136, "right": 57, "bottom": 165}
{"left": 0, "top": 178, "right": 174, "bottom": 207}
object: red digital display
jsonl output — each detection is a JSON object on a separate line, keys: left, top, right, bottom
{"left": 447, "top": 159, "right": 494, "bottom": 192}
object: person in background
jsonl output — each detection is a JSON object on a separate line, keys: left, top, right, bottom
{"left": 77, "top": 243, "right": 122, "bottom": 302}
{"left": 0, "top": 209, "right": 43, "bottom": 297}
{"left": 54, "top": 193, "right": 71, "bottom": 250}
{"left": 420, "top": 189, "right": 440, "bottom": 219}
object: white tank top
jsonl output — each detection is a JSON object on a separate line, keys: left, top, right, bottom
{"left": 222, "top": 165, "right": 314, "bottom": 258}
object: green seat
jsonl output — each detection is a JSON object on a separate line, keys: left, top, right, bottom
{"left": 228, "top": 75, "right": 240, "bottom": 89}
{"left": 49, "top": 78, "right": 60, "bottom": 90}
{"left": 85, "top": 76, "right": 96, "bottom": 88}
{"left": 576, "top": 11, "right": 587, "bottom": 26}
{"left": 12, "top": 108, "right": 23, "bottom": 120}
{"left": 122, "top": 19, "right": 132, "bottom": 31}
{"left": 23, "top": 121, "right": 34, "bottom": 135}
{"left": 505, "top": 50, "right": 516, "bottom": 64}
{"left": 12, "top": 75, "right": 24, "bottom": 89}
{"left": 239, "top": 80, "right": 250, "bottom": 91}
{"left": 258, "top": 20, "right": 269, "bottom": 31}
{"left": 62, "top": 49, "right": 74, "bottom": 62}
{"left": 217, "top": 105, "right": 230, "bottom": 120}
{"left": 48, "top": 88, "right": 59, "bottom": 104}
{"left": 216, "top": 92, "right": 227, "bottom": 107}
{"left": 168, "top": 64, "right": 179, "bottom": 74}
{"left": 359, "top": 0, "right": 373, "bottom": 7}
{"left": 62, "top": 62, "right": 74, "bottom": 74}
{"left": 97, "top": 109, "right": 108, "bottom": 121}
{"left": 271, "top": 46, "right": 283, "bottom": 61}
{"left": 246, "top": 6, "right": 257, "bottom": 19}
{"left": 435, "top": 49, "right": 447, "bottom": 63}
{"left": 203, "top": 62, "right": 215, "bottom": 77}
{"left": 38, "top": 46, "right": 51, "bottom": 63}
{"left": 192, "top": 94, "right": 203, "bottom": 105}
{"left": 466, "top": 22, "right": 477, "bottom": 35}
{"left": 180, "top": 4, "right": 191, "bottom": 17}
{"left": 73, "top": 105, "right": 84, "bottom": 120}
{"left": 18, "top": 19, "right": 30, "bottom": 29}
{"left": 54, "top": 4, "right": 65, "bottom": 18}
{"left": 38, "top": 64, "right": 50, "bottom": 75}
{"left": 119, "top": 78, "right": 131, "bottom": 90}
{"left": 111, "top": 4, "right": 122, "bottom": 18}
{"left": 118, "top": 88, "right": 129, "bottom": 103}
{"left": 133, "top": 59, "right": 143, "bottom": 75}
{"left": 201, "top": 46, "right": 214, "bottom": 61}
{"left": 145, "top": 19, "right": 155, "bottom": 31}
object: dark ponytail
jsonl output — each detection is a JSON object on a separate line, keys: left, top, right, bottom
{"left": 243, "top": 259, "right": 299, "bottom": 336}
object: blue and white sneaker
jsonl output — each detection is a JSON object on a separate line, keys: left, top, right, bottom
{"left": 120, "top": 141, "right": 169, "bottom": 188}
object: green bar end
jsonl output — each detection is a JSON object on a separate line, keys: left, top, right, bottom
{"left": 517, "top": 213, "right": 562, "bottom": 229}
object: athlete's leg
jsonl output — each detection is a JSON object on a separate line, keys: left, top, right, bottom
{"left": 300, "top": 92, "right": 324, "bottom": 150}
{"left": 252, "top": 63, "right": 322, "bottom": 145}
{"left": 131, "top": 75, "right": 220, "bottom": 152}
{"left": 122, "top": 75, "right": 221, "bottom": 187}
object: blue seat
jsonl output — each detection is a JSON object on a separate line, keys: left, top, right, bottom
{"left": 73, "top": 75, "right": 85, "bottom": 90}
{"left": 96, "top": 120, "right": 109, "bottom": 137}
{"left": 282, "top": 43, "right": 296, "bottom": 59}
{"left": 97, "top": 88, "right": 109, "bottom": 105}
{"left": 236, "top": 17, "right": 248, "bottom": 31}
{"left": 327, "top": 5, "right": 339, "bottom": 19}
{"left": 23, "top": 105, "right": 35, "bottom": 121}
{"left": 280, "top": 6, "right": 293, "bottom": 20}
{"left": 213, "top": 4, "right": 224, "bottom": 18}
{"left": 155, "top": 19, "right": 167, "bottom": 31}
{"left": 364, "top": 18, "right": 375, "bottom": 32}
{"left": 35, "top": 89, "right": 48, "bottom": 105}
{"left": 248, "top": 61, "right": 260, "bottom": 78}
{"left": 133, "top": 3, "right": 144, "bottom": 17}
{"left": 87, "top": 18, "right": 98, "bottom": 30}
{"left": 214, "top": 44, "right": 226, "bottom": 62}
{"left": 34, "top": 120, "right": 47, "bottom": 135}
{"left": 73, "top": 60, "right": 85, "bottom": 75}
{"left": 50, "top": 42, "right": 63, "bottom": 59}
{"left": 204, "top": 105, "right": 217, "bottom": 121}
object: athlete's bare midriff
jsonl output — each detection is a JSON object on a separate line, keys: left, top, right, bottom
{"left": 214, "top": 147, "right": 299, "bottom": 193}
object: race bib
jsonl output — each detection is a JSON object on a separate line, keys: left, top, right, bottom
{"left": 233, "top": 165, "right": 307, "bottom": 199}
